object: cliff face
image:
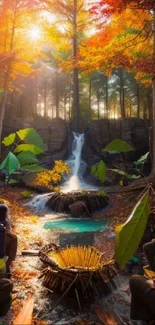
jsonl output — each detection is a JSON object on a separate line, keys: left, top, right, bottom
{"left": 83, "top": 118, "right": 149, "bottom": 183}
{"left": 2, "top": 118, "right": 70, "bottom": 166}
{"left": 2, "top": 117, "right": 149, "bottom": 179}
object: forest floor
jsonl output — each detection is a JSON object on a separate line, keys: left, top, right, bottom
{"left": 0, "top": 187, "right": 143, "bottom": 325}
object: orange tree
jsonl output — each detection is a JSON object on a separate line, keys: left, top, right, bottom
{"left": 0, "top": 0, "right": 43, "bottom": 152}
{"left": 80, "top": 0, "right": 155, "bottom": 180}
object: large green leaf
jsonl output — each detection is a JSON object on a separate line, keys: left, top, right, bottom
{"left": 2, "top": 133, "right": 16, "bottom": 147}
{"left": 115, "top": 191, "right": 150, "bottom": 268}
{"left": 109, "top": 168, "right": 140, "bottom": 179}
{"left": 91, "top": 161, "right": 107, "bottom": 183}
{"left": 20, "top": 164, "right": 46, "bottom": 172}
{"left": 14, "top": 144, "right": 44, "bottom": 155}
{"left": 0, "top": 152, "right": 20, "bottom": 175}
{"left": 134, "top": 152, "right": 150, "bottom": 166}
{"left": 23, "top": 172, "right": 38, "bottom": 186}
{"left": 103, "top": 139, "right": 133, "bottom": 153}
{"left": 17, "top": 152, "right": 39, "bottom": 166}
{"left": 16, "top": 128, "right": 44, "bottom": 150}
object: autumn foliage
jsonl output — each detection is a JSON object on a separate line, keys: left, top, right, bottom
{"left": 33, "top": 160, "right": 70, "bottom": 190}
{"left": 80, "top": 2, "right": 154, "bottom": 86}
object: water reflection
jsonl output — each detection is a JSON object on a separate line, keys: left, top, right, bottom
{"left": 59, "top": 232, "right": 95, "bottom": 248}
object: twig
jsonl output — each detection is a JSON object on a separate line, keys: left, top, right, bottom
{"left": 48, "top": 274, "right": 79, "bottom": 312}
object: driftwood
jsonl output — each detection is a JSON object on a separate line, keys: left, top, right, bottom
{"left": 46, "top": 191, "right": 109, "bottom": 216}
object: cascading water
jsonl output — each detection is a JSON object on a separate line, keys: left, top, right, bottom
{"left": 62, "top": 132, "right": 96, "bottom": 192}
{"left": 27, "top": 132, "right": 96, "bottom": 210}
{"left": 62, "top": 132, "right": 86, "bottom": 192}
{"left": 71, "top": 133, "right": 85, "bottom": 176}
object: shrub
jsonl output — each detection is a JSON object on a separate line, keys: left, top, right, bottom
{"left": 32, "top": 160, "right": 70, "bottom": 190}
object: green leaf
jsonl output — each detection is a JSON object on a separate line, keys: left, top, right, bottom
{"left": 14, "top": 144, "right": 44, "bottom": 155}
{"left": 109, "top": 168, "right": 140, "bottom": 179}
{"left": 21, "top": 191, "right": 33, "bottom": 199}
{"left": 103, "top": 139, "right": 133, "bottom": 153}
{"left": 16, "top": 128, "right": 44, "bottom": 150}
{"left": 8, "top": 179, "right": 19, "bottom": 185}
{"left": 23, "top": 172, "right": 38, "bottom": 185}
{"left": 98, "top": 191, "right": 107, "bottom": 197}
{"left": 20, "top": 164, "right": 46, "bottom": 171}
{"left": 2, "top": 133, "right": 16, "bottom": 146}
{"left": 134, "top": 152, "right": 150, "bottom": 166}
{"left": 91, "top": 160, "right": 107, "bottom": 183}
{"left": 17, "top": 152, "right": 39, "bottom": 166}
{"left": 0, "top": 152, "right": 20, "bottom": 175}
{"left": 115, "top": 191, "right": 150, "bottom": 268}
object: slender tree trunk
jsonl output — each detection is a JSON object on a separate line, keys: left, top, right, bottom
{"left": 64, "top": 86, "right": 67, "bottom": 120}
{"left": 105, "top": 76, "right": 109, "bottom": 118}
{"left": 88, "top": 77, "right": 92, "bottom": 120}
{"left": 136, "top": 82, "right": 140, "bottom": 118}
{"left": 97, "top": 90, "right": 100, "bottom": 120}
{"left": 55, "top": 70, "right": 59, "bottom": 118}
{"left": 114, "top": 101, "right": 116, "bottom": 119}
{"left": 119, "top": 69, "right": 125, "bottom": 118}
{"left": 73, "top": 0, "right": 80, "bottom": 131}
{"left": 151, "top": 10, "right": 155, "bottom": 176}
{"left": 148, "top": 86, "right": 153, "bottom": 124}
{"left": 44, "top": 78, "right": 47, "bottom": 118}
{"left": 129, "top": 97, "right": 132, "bottom": 117}
{"left": 34, "top": 75, "right": 38, "bottom": 116}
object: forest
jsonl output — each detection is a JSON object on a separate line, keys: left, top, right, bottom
{"left": 0, "top": 1, "right": 155, "bottom": 325}
{"left": 0, "top": 0, "right": 154, "bottom": 129}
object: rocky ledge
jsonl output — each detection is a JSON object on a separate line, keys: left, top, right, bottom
{"left": 46, "top": 191, "right": 109, "bottom": 217}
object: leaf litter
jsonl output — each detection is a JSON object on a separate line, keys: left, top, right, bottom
{"left": 0, "top": 187, "right": 142, "bottom": 325}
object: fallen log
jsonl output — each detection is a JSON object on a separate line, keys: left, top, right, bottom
{"left": 13, "top": 295, "right": 34, "bottom": 325}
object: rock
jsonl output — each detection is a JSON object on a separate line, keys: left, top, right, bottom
{"left": 83, "top": 118, "right": 149, "bottom": 184}
{"left": 2, "top": 118, "right": 70, "bottom": 163}
{"left": 70, "top": 201, "right": 92, "bottom": 218}
{"left": 46, "top": 191, "right": 109, "bottom": 215}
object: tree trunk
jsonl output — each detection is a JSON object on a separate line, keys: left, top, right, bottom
{"left": 119, "top": 69, "right": 125, "bottom": 118}
{"left": 0, "top": 0, "right": 17, "bottom": 154}
{"left": 55, "top": 70, "right": 59, "bottom": 118}
{"left": 136, "top": 82, "right": 140, "bottom": 118}
{"left": 151, "top": 10, "right": 155, "bottom": 176}
{"left": 88, "top": 77, "right": 92, "bottom": 121}
{"left": 64, "top": 86, "right": 67, "bottom": 120}
{"left": 105, "top": 76, "right": 109, "bottom": 118}
{"left": 114, "top": 101, "right": 116, "bottom": 119}
{"left": 73, "top": 0, "right": 80, "bottom": 132}
{"left": 44, "top": 78, "right": 47, "bottom": 119}
{"left": 148, "top": 86, "right": 153, "bottom": 124}
{"left": 97, "top": 90, "right": 100, "bottom": 120}
{"left": 129, "top": 97, "right": 132, "bottom": 117}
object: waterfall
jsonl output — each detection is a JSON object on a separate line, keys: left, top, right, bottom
{"left": 62, "top": 132, "right": 86, "bottom": 192}
{"left": 62, "top": 132, "right": 97, "bottom": 192}
{"left": 70, "top": 132, "right": 85, "bottom": 176}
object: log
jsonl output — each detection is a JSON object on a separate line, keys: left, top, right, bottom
{"left": 13, "top": 296, "right": 34, "bottom": 325}
{"left": 22, "top": 250, "right": 39, "bottom": 256}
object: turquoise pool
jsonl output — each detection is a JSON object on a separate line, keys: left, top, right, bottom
{"left": 43, "top": 218, "right": 108, "bottom": 233}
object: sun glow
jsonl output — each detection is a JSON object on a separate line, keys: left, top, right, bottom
{"left": 28, "top": 26, "right": 42, "bottom": 40}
